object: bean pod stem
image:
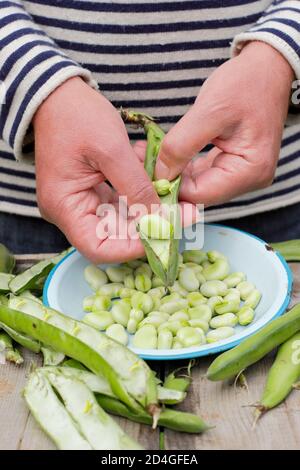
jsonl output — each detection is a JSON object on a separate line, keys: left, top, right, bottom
{"left": 121, "top": 110, "right": 181, "bottom": 287}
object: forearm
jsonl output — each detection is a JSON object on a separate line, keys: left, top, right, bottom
{"left": 231, "top": 1, "right": 300, "bottom": 80}
{"left": 0, "top": 1, "right": 97, "bottom": 162}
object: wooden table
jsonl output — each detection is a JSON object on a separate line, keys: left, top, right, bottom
{"left": 1, "top": 258, "right": 300, "bottom": 450}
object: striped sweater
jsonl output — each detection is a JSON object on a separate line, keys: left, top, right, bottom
{"left": 0, "top": 0, "right": 300, "bottom": 221}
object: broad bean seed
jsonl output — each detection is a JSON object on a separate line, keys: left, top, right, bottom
{"left": 98, "top": 283, "right": 123, "bottom": 298}
{"left": 135, "top": 263, "right": 152, "bottom": 279}
{"left": 237, "top": 281, "right": 255, "bottom": 300}
{"left": 148, "top": 287, "right": 167, "bottom": 299}
{"left": 237, "top": 306, "right": 255, "bottom": 326}
{"left": 188, "top": 318, "right": 209, "bottom": 333}
{"left": 188, "top": 305, "right": 212, "bottom": 322}
{"left": 187, "top": 292, "right": 207, "bottom": 307}
{"left": 129, "top": 309, "right": 144, "bottom": 323}
{"left": 166, "top": 320, "right": 189, "bottom": 335}
{"left": 214, "top": 300, "right": 240, "bottom": 315}
{"left": 200, "top": 280, "right": 228, "bottom": 297}
{"left": 135, "top": 274, "right": 152, "bottom": 292}
{"left": 157, "top": 329, "right": 173, "bottom": 349}
{"left": 179, "top": 268, "right": 200, "bottom": 292}
{"left": 82, "top": 295, "right": 95, "bottom": 312}
{"left": 106, "top": 324, "right": 128, "bottom": 346}
{"left": 82, "top": 311, "right": 114, "bottom": 331}
{"left": 106, "top": 266, "right": 132, "bottom": 283}
{"left": 119, "top": 288, "right": 137, "bottom": 299}
{"left": 244, "top": 289, "right": 261, "bottom": 309}
{"left": 206, "top": 327, "right": 235, "bottom": 343}
{"left": 124, "top": 274, "right": 135, "bottom": 289}
{"left": 176, "top": 327, "right": 206, "bottom": 348}
{"left": 203, "top": 258, "right": 230, "bottom": 281}
{"left": 84, "top": 265, "right": 108, "bottom": 291}
{"left": 224, "top": 272, "right": 246, "bottom": 288}
{"left": 111, "top": 301, "right": 131, "bottom": 326}
{"left": 223, "top": 288, "right": 240, "bottom": 303}
{"left": 210, "top": 312, "right": 238, "bottom": 329}
{"left": 92, "top": 295, "right": 111, "bottom": 312}
{"left": 169, "top": 311, "right": 190, "bottom": 322}
{"left": 207, "top": 296, "right": 223, "bottom": 312}
{"left": 133, "top": 325, "right": 157, "bottom": 349}
{"left": 207, "top": 250, "right": 226, "bottom": 262}
{"left": 160, "top": 299, "right": 189, "bottom": 314}
{"left": 168, "top": 281, "right": 189, "bottom": 297}
{"left": 182, "top": 250, "right": 206, "bottom": 264}
{"left": 131, "top": 292, "right": 153, "bottom": 314}
{"left": 139, "top": 213, "right": 172, "bottom": 240}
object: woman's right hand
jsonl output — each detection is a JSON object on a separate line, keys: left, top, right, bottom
{"left": 33, "top": 77, "right": 160, "bottom": 263}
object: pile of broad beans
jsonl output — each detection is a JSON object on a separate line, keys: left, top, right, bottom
{"left": 82, "top": 249, "right": 262, "bottom": 350}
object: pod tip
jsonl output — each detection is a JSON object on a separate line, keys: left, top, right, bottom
{"left": 147, "top": 404, "right": 161, "bottom": 429}
{"left": 252, "top": 405, "right": 266, "bottom": 429}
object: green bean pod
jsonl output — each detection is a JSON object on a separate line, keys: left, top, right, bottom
{"left": 41, "top": 346, "right": 65, "bottom": 366}
{"left": 2, "top": 296, "right": 158, "bottom": 414}
{"left": 121, "top": 110, "right": 181, "bottom": 287}
{"left": 0, "top": 273, "right": 15, "bottom": 293}
{"left": 0, "top": 244, "right": 15, "bottom": 274}
{"left": 0, "top": 321, "right": 41, "bottom": 353}
{"left": 207, "top": 303, "right": 300, "bottom": 381}
{"left": 96, "top": 394, "right": 210, "bottom": 434}
{"left": 9, "top": 248, "right": 73, "bottom": 294}
{"left": 255, "top": 332, "right": 300, "bottom": 419}
{"left": 0, "top": 330, "right": 23, "bottom": 364}
{"left": 270, "top": 240, "right": 300, "bottom": 261}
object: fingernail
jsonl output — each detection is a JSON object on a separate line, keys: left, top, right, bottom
{"left": 155, "top": 158, "right": 170, "bottom": 180}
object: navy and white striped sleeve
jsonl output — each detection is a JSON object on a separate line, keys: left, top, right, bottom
{"left": 0, "top": 0, "right": 97, "bottom": 162}
{"left": 231, "top": 0, "right": 300, "bottom": 79}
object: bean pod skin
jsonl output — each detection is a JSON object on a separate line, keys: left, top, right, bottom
{"left": 96, "top": 394, "right": 211, "bottom": 434}
{"left": 207, "top": 304, "right": 300, "bottom": 381}
{"left": 256, "top": 331, "right": 300, "bottom": 416}
{"left": 1, "top": 298, "right": 158, "bottom": 413}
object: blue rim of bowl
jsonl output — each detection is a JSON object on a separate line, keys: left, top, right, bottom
{"left": 43, "top": 223, "right": 293, "bottom": 360}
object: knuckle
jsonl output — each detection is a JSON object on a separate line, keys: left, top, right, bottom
{"left": 130, "top": 182, "right": 156, "bottom": 204}
{"left": 257, "top": 161, "right": 276, "bottom": 188}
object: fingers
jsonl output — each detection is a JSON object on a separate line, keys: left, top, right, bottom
{"left": 100, "top": 135, "right": 159, "bottom": 210}
{"left": 179, "top": 201, "right": 202, "bottom": 227}
{"left": 179, "top": 150, "right": 269, "bottom": 206}
{"left": 133, "top": 140, "right": 147, "bottom": 162}
{"left": 155, "top": 103, "right": 225, "bottom": 181}
{"left": 56, "top": 188, "right": 145, "bottom": 263}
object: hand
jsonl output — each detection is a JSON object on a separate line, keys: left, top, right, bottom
{"left": 33, "top": 77, "right": 160, "bottom": 263}
{"left": 155, "top": 41, "right": 294, "bottom": 206}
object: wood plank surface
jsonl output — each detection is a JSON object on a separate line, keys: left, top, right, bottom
{"left": 1, "top": 263, "right": 300, "bottom": 450}
{"left": 164, "top": 263, "right": 300, "bottom": 450}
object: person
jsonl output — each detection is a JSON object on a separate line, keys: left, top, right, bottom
{"left": 0, "top": 1, "right": 299, "bottom": 260}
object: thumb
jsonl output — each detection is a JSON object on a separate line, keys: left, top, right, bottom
{"left": 100, "top": 140, "right": 160, "bottom": 211}
{"left": 155, "top": 102, "right": 225, "bottom": 181}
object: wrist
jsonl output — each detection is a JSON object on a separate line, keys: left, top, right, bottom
{"left": 240, "top": 40, "right": 295, "bottom": 84}
{"left": 32, "top": 76, "right": 86, "bottom": 128}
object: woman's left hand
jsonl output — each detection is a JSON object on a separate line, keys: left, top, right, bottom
{"left": 155, "top": 41, "right": 294, "bottom": 206}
